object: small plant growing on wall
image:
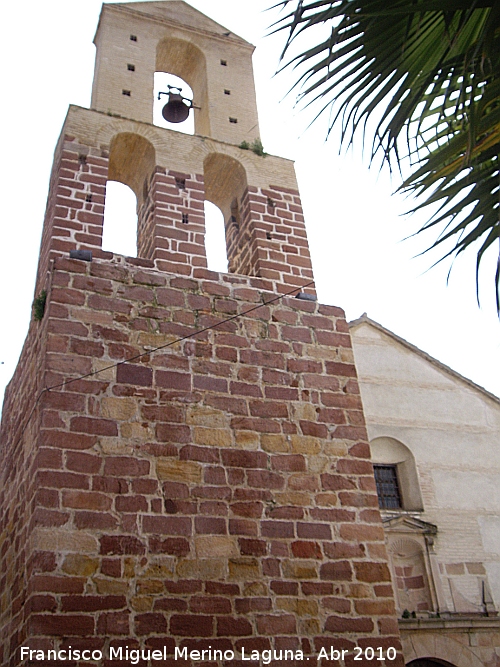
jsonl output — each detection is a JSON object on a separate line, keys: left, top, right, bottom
{"left": 250, "top": 138, "right": 266, "bottom": 156}
{"left": 239, "top": 138, "right": 266, "bottom": 156}
{"left": 33, "top": 290, "right": 47, "bottom": 322}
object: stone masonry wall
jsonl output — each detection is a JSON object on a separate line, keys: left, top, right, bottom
{"left": 0, "top": 256, "right": 404, "bottom": 666}
{"left": 0, "top": 314, "right": 49, "bottom": 665}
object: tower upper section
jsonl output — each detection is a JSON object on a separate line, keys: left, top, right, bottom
{"left": 91, "top": 1, "right": 261, "bottom": 144}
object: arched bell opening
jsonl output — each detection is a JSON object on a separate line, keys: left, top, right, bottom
{"left": 204, "top": 201, "right": 228, "bottom": 273}
{"left": 107, "top": 132, "right": 156, "bottom": 259}
{"left": 153, "top": 72, "right": 194, "bottom": 135}
{"left": 102, "top": 181, "right": 138, "bottom": 257}
{"left": 156, "top": 37, "right": 210, "bottom": 136}
{"left": 204, "top": 153, "right": 248, "bottom": 274}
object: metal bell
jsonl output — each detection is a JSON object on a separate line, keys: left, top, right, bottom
{"left": 159, "top": 86, "right": 193, "bottom": 123}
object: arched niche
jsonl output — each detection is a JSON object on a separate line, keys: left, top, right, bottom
{"left": 371, "top": 436, "right": 423, "bottom": 511}
{"left": 388, "top": 537, "right": 433, "bottom": 613}
{"left": 108, "top": 133, "right": 156, "bottom": 207}
{"left": 156, "top": 37, "right": 210, "bottom": 136}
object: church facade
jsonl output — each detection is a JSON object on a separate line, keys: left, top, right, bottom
{"left": 351, "top": 316, "right": 500, "bottom": 667}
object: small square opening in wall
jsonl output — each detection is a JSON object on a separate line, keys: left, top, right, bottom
{"left": 127, "top": 64, "right": 135, "bottom": 71}
{"left": 224, "top": 89, "right": 231, "bottom": 95}
{"left": 182, "top": 213, "right": 189, "bottom": 224}
{"left": 175, "top": 177, "right": 186, "bottom": 190}
{"left": 220, "top": 59, "right": 227, "bottom": 66}
{"left": 130, "top": 35, "right": 137, "bottom": 41}
{"left": 229, "top": 117, "right": 238, "bottom": 124}
{"left": 122, "top": 90, "right": 131, "bottom": 96}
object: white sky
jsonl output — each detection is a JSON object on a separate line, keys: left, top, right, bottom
{"left": 1, "top": 0, "right": 499, "bottom": 408}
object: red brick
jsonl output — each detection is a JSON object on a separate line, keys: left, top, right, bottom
{"left": 291, "top": 541, "right": 322, "bottom": 559}
{"left": 29, "top": 552, "right": 57, "bottom": 574}
{"left": 325, "top": 616, "right": 374, "bottom": 633}
{"left": 271, "top": 455, "right": 305, "bottom": 472}
{"left": 297, "top": 522, "right": 331, "bottom": 540}
{"left": 100, "top": 536, "right": 146, "bottom": 555}
{"left": 104, "top": 457, "right": 149, "bottom": 476}
{"left": 70, "top": 416, "right": 118, "bottom": 436}
{"left": 135, "top": 613, "right": 167, "bottom": 635}
{"left": 62, "top": 491, "right": 111, "bottom": 511}
{"left": 217, "top": 616, "right": 253, "bottom": 636}
{"left": 320, "top": 561, "right": 353, "bottom": 581}
{"left": 270, "top": 581, "right": 299, "bottom": 595}
{"left": 142, "top": 516, "right": 192, "bottom": 536}
{"left": 30, "top": 614, "right": 94, "bottom": 636}
{"left": 256, "top": 614, "right": 296, "bottom": 635}
{"left": 115, "top": 495, "right": 148, "bottom": 512}
{"left": 261, "top": 521, "right": 294, "bottom": 538}
{"left": 156, "top": 370, "right": 191, "bottom": 390}
{"left": 97, "top": 611, "right": 130, "bottom": 635}
{"left": 190, "top": 596, "right": 232, "bottom": 614}
{"left": 30, "top": 576, "right": 85, "bottom": 594}
{"left": 75, "top": 512, "right": 118, "bottom": 530}
{"left": 230, "top": 502, "right": 263, "bottom": 518}
{"left": 239, "top": 538, "right": 267, "bottom": 556}
{"left": 149, "top": 537, "right": 190, "bottom": 556}
{"left": 170, "top": 615, "right": 213, "bottom": 637}
{"left": 116, "top": 364, "right": 153, "bottom": 386}
{"left": 61, "top": 595, "right": 126, "bottom": 612}
{"left": 221, "top": 450, "right": 268, "bottom": 469}
{"left": 37, "top": 471, "right": 89, "bottom": 490}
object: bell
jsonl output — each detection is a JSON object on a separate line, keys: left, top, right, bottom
{"left": 159, "top": 87, "right": 193, "bottom": 124}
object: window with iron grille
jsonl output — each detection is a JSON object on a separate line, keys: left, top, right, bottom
{"left": 373, "top": 464, "right": 402, "bottom": 509}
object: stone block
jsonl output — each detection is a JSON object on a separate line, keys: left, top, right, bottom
{"left": 156, "top": 459, "right": 202, "bottom": 484}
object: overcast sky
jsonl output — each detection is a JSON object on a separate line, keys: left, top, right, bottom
{"left": 1, "top": 0, "right": 499, "bottom": 408}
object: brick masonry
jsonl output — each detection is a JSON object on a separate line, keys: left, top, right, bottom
{"left": 0, "top": 258, "right": 404, "bottom": 666}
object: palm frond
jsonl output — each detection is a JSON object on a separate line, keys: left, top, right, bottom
{"left": 273, "top": 0, "right": 500, "bottom": 310}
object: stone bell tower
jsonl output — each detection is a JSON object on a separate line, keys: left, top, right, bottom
{"left": 0, "top": 2, "right": 403, "bottom": 665}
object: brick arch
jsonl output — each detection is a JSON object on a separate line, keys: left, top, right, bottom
{"left": 156, "top": 37, "right": 209, "bottom": 136}
{"left": 402, "top": 633, "right": 484, "bottom": 667}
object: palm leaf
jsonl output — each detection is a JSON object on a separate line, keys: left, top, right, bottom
{"left": 272, "top": 0, "right": 500, "bottom": 310}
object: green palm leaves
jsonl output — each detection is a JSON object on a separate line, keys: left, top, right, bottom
{"left": 273, "top": 0, "right": 500, "bottom": 309}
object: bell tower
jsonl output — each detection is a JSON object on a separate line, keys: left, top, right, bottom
{"left": 91, "top": 1, "right": 261, "bottom": 144}
{"left": 0, "top": 3, "right": 403, "bottom": 665}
